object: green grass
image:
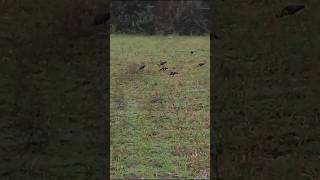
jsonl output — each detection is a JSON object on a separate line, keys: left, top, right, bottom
{"left": 110, "top": 34, "right": 210, "bottom": 179}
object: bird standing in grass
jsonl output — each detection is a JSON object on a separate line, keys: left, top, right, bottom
{"left": 276, "top": 5, "right": 305, "bottom": 18}
{"left": 169, "top": 71, "right": 178, "bottom": 76}
{"left": 159, "top": 61, "right": 167, "bottom": 66}
{"left": 159, "top": 67, "right": 168, "bottom": 71}
{"left": 198, "top": 63, "right": 205, "bottom": 67}
{"left": 139, "top": 64, "right": 145, "bottom": 70}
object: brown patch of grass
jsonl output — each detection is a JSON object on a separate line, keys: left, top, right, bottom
{"left": 123, "top": 62, "right": 142, "bottom": 81}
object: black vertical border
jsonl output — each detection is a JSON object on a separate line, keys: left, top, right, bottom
{"left": 210, "top": 0, "right": 218, "bottom": 179}
{"left": 107, "top": 2, "right": 111, "bottom": 179}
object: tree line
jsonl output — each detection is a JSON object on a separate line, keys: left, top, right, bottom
{"left": 110, "top": 0, "right": 209, "bottom": 35}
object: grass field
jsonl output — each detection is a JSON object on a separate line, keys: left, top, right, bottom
{"left": 110, "top": 34, "right": 210, "bottom": 179}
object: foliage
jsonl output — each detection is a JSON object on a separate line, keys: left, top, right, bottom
{"left": 110, "top": 0, "right": 209, "bottom": 35}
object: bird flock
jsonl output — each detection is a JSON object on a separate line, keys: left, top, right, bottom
{"left": 137, "top": 5, "right": 305, "bottom": 77}
{"left": 117, "top": 4, "right": 305, "bottom": 77}
{"left": 137, "top": 51, "right": 206, "bottom": 77}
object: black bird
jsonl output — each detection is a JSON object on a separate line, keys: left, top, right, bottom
{"left": 190, "top": 50, "right": 195, "bottom": 54}
{"left": 159, "top": 67, "right": 168, "bottom": 71}
{"left": 198, "top": 63, "right": 205, "bottom": 67}
{"left": 159, "top": 61, "right": 167, "bottom": 66}
{"left": 139, "top": 64, "right": 145, "bottom": 70}
{"left": 169, "top": 71, "right": 178, "bottom": 76}
{"left": 93, "top": 12, "right": 110, "bottom": 25}
{"left": 151, "top": 97, "right": 161, "bottom": 103}
{"left": 276, "top": 5, "right": 305, "bottom": 18}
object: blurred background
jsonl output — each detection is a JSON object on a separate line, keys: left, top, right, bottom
{"left": 110, "top": 0, "right": 209, "bottom": 35}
